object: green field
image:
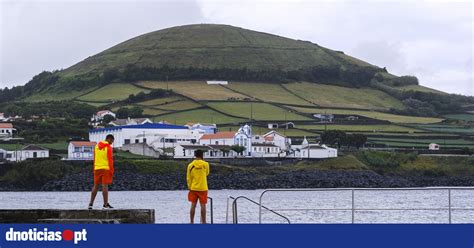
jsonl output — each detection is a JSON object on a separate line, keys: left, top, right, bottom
{"left": 298, "top": 124, "right": 423, "bottom": 133}
{"left": 78, "top": 83, "right": 149, "bottom": 102}
{"left": 369, "top": 137, "right": 473, "bottom": 145}
{"left": 152, "top": 108, "right": 245, "bottom": 125}
{"left": 413, "top": 124, "right": 474, "bottom": 134}
{"left": 206, "top": 102, "right": 312, "bottom": 121}
{"left": 226, "top": 82, "right": 312, "bottom": 105}
{"left": 137, "top": 81, "right": 247, "bottom": 100}
{"left": 443, "top": 114, "right": 474, "bottom": 122}
{"left": 287, "top": 106, "right": 443, "bottom": 124}
{"left": 155, "top": 100, "right": 202, "bottom": 111}
{"left": 74, "top": 100, "right": 110, "bottom": 107}
{"left": 137, "top": 96, "right": 182, "bottom": 106}
{"left": 24, "top": 87, "right": 98, "bottom": 102}
{"left": 141, "top": 107, "right": 170, "bottom": 116}
{"left": 283, "top": 82, "right": 405, "bottom": 110}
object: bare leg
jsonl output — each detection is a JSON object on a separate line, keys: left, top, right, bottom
{"left": 89, "top": 184, "right": 99, "bottom": 205}
{"left": 200, "top": 203, "right": 207, "bottom": 224}
{"left": 102, "top": 184, "right": 108, "bottom": 205}
{"left": 190, "top": 202, "right": 197, "bottom": 224}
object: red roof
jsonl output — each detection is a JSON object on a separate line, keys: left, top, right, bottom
{"left": 70, "top": 141, "right": 97, "bottom": 147}
{"left": 200, "top": 131, "right": 236, "bottom": 140}
{"left": 0, "top": 123, "right": 13, "bottom": 128}
{"left": 96, "top": 110, "right": 112, "bottom": 115}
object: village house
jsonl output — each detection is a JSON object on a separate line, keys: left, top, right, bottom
{"left": 185, "top": 123, "right": 217, "bottom": 134}
{"left": 290, "top": 137, "right": 337, "bottom": 159}
{"left": 251, "top": 143, "right": 282, "bottom": 157}
{"left": 67, "top": 141, "right": 97, "bottom": 160}
{"left": 0, "top": 113, "right": 9, "bottom": 122}
{"left": 429, "top": 143, "right": 440, "bottom": 150}
{"left": 206, "top": 80, "right": 228, "bottom": 85}
{"left": 267, "top": 122, "right": 295, "bottom": 129}
{"left": 174, "top": 144, "right": 211, "bottom": 159}
{"left": 90, "top": 110, "right": 116, "bottom": 126}
{"left": 261, "top": 130, "right": 291, "bottom": 151}
{"left": 109, "top": 117, "right": 152, "bottom": 126}
{"left": 0, "top": 148, "right": 6, "bottom": 162}
{"left": 0, "top": 123, "right": 15, "bottom": 138}
{"left": 5, "top": 145, "right": 49, "bottom": 162}
{"left": 199, "top": 131, "right": 236, "bottom": 146}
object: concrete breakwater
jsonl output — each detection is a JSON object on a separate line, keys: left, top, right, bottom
{"left": 0, "top": 209, "right": 155, "bottom": 223}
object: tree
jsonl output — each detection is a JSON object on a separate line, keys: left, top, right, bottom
{"left": 230, "top": 145, "right": 246, "bottom": 156}
{"left": 346, "top": 134, "right": 367, "bottom": 149}
{"left": 100, "top": 114, "right": 116, "bottom": 126}
{"left": 116, "top": 108, "right": 130, "bottom": 119}
{"left": 321, "top": 130, "right": 346, "bottom": 149}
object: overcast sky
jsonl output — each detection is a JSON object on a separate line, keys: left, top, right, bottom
{"left": 1, "top": 0, "right": 473, "bottom": 95}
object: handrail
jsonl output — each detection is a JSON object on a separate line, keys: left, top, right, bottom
{"left": 231, "top": 196, "right": 290, "bottom": 224}
{"left": 208, "top": 196, "right": 214, "bottom": 224}
{"left": 258, "top": 187, "right": 474, "bottom": 224}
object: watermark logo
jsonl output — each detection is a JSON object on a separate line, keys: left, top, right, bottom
{"left": 5, "top": 228, "right": 87, "bottom": 244}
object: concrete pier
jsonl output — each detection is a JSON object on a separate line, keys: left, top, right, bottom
{"left": 0, "top": 209, "right": 155, "bottom": 224}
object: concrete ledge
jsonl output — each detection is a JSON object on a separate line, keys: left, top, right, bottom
{"left": 0, "top": 209, "right": 155, "bottom": 224}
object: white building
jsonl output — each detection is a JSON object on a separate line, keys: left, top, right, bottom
{"left": 261, "top": 130, "right": 291, "bottom": 151}
{"left": 91, "top": 110, "right": 116, "bottom": 124}
{"left": 186, "top": 123, "right": 217, "bottom": 134}
{"left": 429, "top": 143, "right": 440, "bottom": 150}
{"left": 68, "top": 141, "right": 96, "bottom": 160}
{"left": 251, "top": 143, "right": 283, "bottom": 157}
{"left": 235, "top": 124, "right": 253, "bottom": 156}
{"left": 0, "top": 148, "right": 6, "bottom": 162}
{"left": 289, "top": 137, "right": 337, "bottom": 159}
{"left": 89, "top": 123, "right": 200, "bottom": 149}
{"left": 0, "top": 123, "right": 15, "bottom": 138}
{"left": 199, "top": 131, "right": 236, "bottom": 146}
{"left": 206, "top": 80, "right": 228, "bottom": 85}
{"left": 109, "top": 117, "right": 152, "bottom": 126}
{"left": 5, "top": 145, "right": 49, "bottom": 162}
{"left": 0, "top": 113, "right": 8, "bottom": 122}
{"left": 174, "top": 144, "right": 237, "bottom": 159}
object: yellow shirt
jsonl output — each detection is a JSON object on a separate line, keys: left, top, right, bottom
{"left": 186, "top": 159, "right": 210, "bottom": 191}
{"left": 94, "top": 141, "right": 113, "bottom": 171}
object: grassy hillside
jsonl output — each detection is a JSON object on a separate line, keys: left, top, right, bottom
{"left": 60, "top": 24, "right": 376, "bottom": 78}
{"left": 206, "top": 102, "right": 312, "bottom": 121}
{"left": 284, "top": 82, "right": 405, "bottom": 110}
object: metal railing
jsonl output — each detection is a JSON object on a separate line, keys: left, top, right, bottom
{"left": 208, "top": 196, "right": 214, "bottom": 224}
{"left": 257, "top": 187, "right": 474, "bottom": 224}
{"left": 226, "top": 196, "right": 290, "bottom": 224}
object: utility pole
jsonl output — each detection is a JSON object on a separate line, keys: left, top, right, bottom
{"left": 324, "top": 110, "right": 327, "bottom": 132}
{"left": 250, "top": 102, "right": 253, "bottom": 122}
{"left": 142, "top": 131, "right": 145, "bottom": 156}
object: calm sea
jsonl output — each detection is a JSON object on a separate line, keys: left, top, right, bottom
{"left": 1, "top": 189, "right": 473, "bottom": 224}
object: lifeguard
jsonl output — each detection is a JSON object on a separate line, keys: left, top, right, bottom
{"left": 88, "top": 134, "right": 115, "bottom": 209}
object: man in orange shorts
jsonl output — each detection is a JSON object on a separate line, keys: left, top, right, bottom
{"left": 186, "top": 150, "right": 210, "bottom": 224}
{"left": 88, "top": 134, "right": 115, "bottom": 210}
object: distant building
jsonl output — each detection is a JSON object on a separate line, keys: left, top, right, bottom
{"left": 174, "top": 144, "right": 211, "bottom": 159}
{"left": 251, "top": 143, "right": 282, "bottom": 157}
{"left": 89, "top": 123, "right": 199, "bottom": 149}
{"left": 0, "top": 113, "right": 8, "bottom": 122}
{"left": 91, "top": 110, "right": 116, "bottom": 126}
{"left": 267, "top": 122, "right": 295, "bottom": 129}
{"left": 0, "top": 148, "right": 6, "bottom": 162}
{"left": 429, "top": 143, "right": 440, "bottom": 150}
{"left": 68, "top": 141, "right": 97, "bottom": 160}
{"left": 290, "top": 137, "right": 337, "bottom": 158}
{"left": 186, "top": 123, "right": 217, "bottom": 134}
{"left": 261, "top": 130, "right": 291, "bottom": 151}
{"left": 200, "top": 131, "right": 236, "bottom": 146}
{"left": 109, "top": 118, "right": 152, "bottom": 126}
{"left": 5, "top": 145, "right": 49, "bottom": 162}
{"left": 0, "top": 123, "right": 15, "bottom": 138}
{"left": 313, "top": 114, "right": 334, "bottom": 123}
{"left": 206, "top": 81, "right": 228, "bottom": 85}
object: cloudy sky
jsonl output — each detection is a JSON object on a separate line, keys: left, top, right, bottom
{"left": 1, "top": 0, "right": 473, "bottom": 95}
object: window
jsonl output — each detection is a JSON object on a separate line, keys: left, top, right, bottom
{"left": 124, "top": 139, "right": 131, "bottom": 145}
{"left": 143, "top": 138, "right": 147, "bottom": 143}
{"left": 215, "top": 141, "right": 219, "bottom": 145}
{"left": 84, "top": 147, "right": 92, "bottom": 152}
{"left": 25, "top": 152, "right": 30, "bottom": 158}
{"left": 135, "top": 139, "right": 139, "bottom": 144}
{"left": 40, "top": 152, "right": 45, "bottom": 157}
{"left": 74, "top": 147, "right": 81, "bottom": 152}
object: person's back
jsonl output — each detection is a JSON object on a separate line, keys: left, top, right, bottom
{"left": 186, "top": 150, "right": 210, "bottom": 224}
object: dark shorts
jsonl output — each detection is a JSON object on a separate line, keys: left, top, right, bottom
{"left": 94, "top": 169, "right": 113, "bottom": 185}
{"left": 188, "top": 190, "right": 208, "bottom": 204}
